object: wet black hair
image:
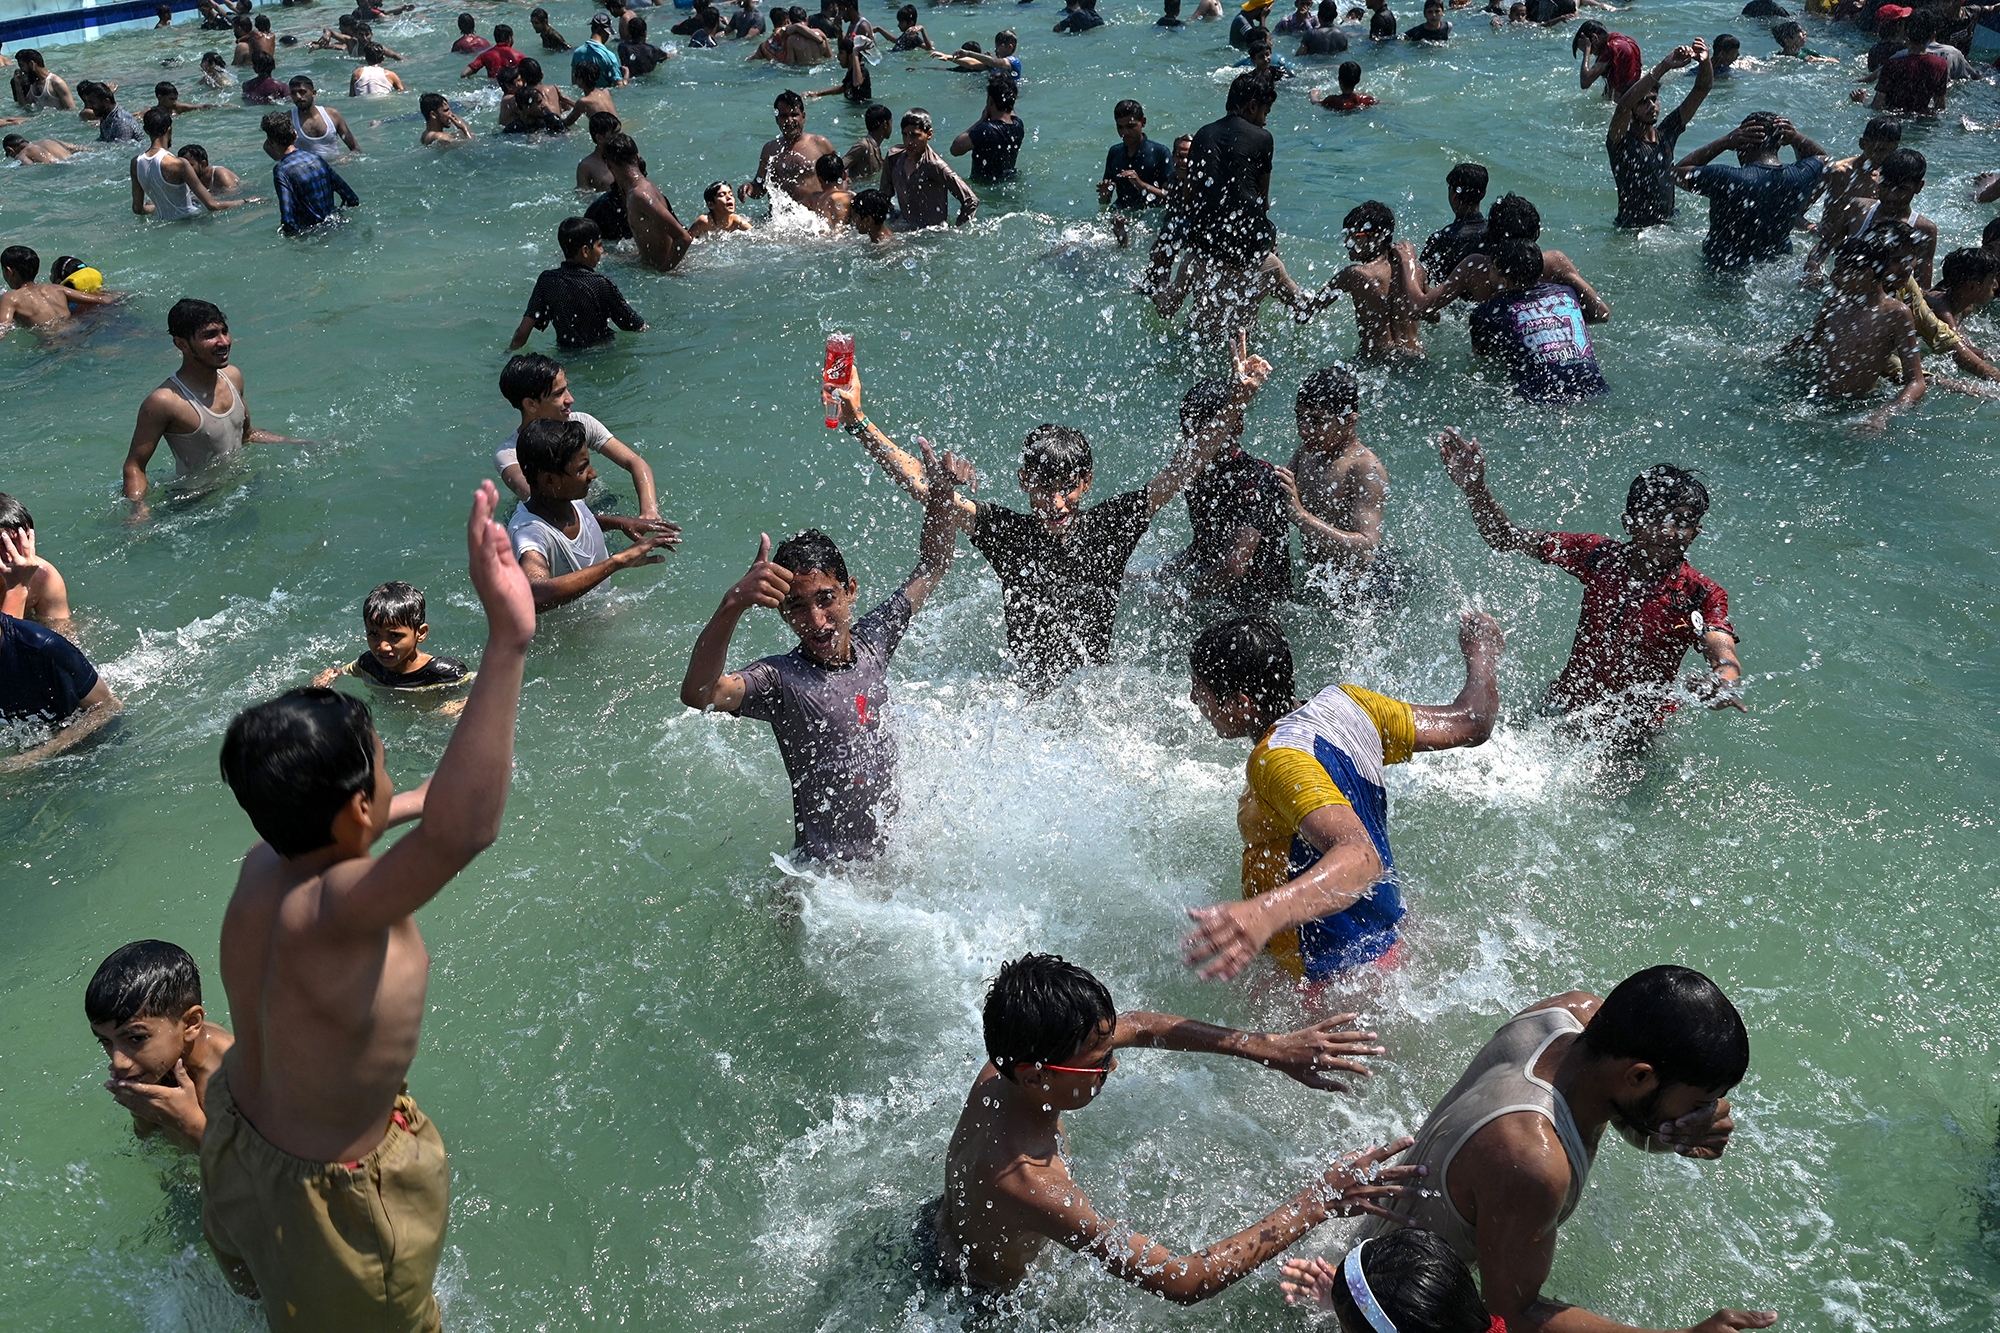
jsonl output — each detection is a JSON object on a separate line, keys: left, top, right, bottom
{"left": 1018, "top": 424, "right": 1093, "bottom": 489}
{"left": 1985, "top": 217, "right": 2000, "bottom": 252}
{"left": 1247, "top": 30, "right": 1273, "bottom": 53}
{"left": 901, "top": 107, "right": 933, "bottom": 133}
{"left": 814, "top": 151, "right": 847, "bottom": 185}
{"left": 1338, "top": 59, "right": 1362, "bottom": 86}
{"left": 86, "top": 941, "right": 203, "bottom": 1028}
{"left": 517, "top": 57, "right": 545, "bottom": 86}
{"left": 360, "top": 41, "right": 386, "bottom": 62}
{"left": 1344, "top": 199, "right": 1394, "bottom": 236}
{"left": 1940, "top": 246, "right": 1999, "bottom": 291}
{"left": 0, "top": 492, "right": 32, "bottom": 530}
{"left": 1877, "top": 147, "right": 1924, "bottom": 189}
{"left": 261, "top": 108, "right": 296, "bottom": 143}
{"left": 1226, "top": 70, "right": 1277, "bottom": 112}
{"left": 1485, "top": 192, "right": 1540, "bottom": 241}
{"left": 898, "top": 3, "right": 918, "bottom": 20}
{"left": 573, "top": 59, "right": 601, "bottom": 89}
{"left": 1189, "top": 615, "right": 1295, "bottom": 719}
{"left": 499, "top": 351, "right": 564, "bottom": 407}
{"left": 1571, "top": 17, "right": 1606, "bottom": 54}
{"left": 630, "top": 15, "right": 649, "bottom": 38}
{"left": 1446, "top": 161, "right": 1488, "bottom": 197}
{"left": 995, "top": 28, "right": 1018, "bottom": 47}
{"left": 865, "top": 102, "right": 892, "bottom": 135}
{"left": 983, "top": 953, "right": 1116, "bottom": 1081}
{"left": 1713, "top": 32, "right": 1742, "bottom": 53}
{"left": 774, "top": 87, "right": 805, "bottom": 112}
{"left": 142, "top": 105, "right": 175, "bottom": 138}
{"left": 1490, "top": 238, "right": 1544, "bottom": 285}
{"left": 1, "top": 245, "right": 39, "bottom": 281}
{"left": 1624, "top": 463, "right": 1709, "bottom": 521}
{"left": 1178, "top": 376, "right": 1234, "bottom": 438}
{"left": 420, "top": 92, "right": 449, "bottom": 117}
{"left": 1833, "top": 226, "right": 1907, "bottom": 281}
{"left": 704, "top": 179, "right": 730, "bottom": 204}
{"left": 1771, "top": 20, "right": 1803, "bottom": 43}
{"left": 155, "top": 79, "right": 178, "bottom": 98}
{"left": 853, "top": 187, "right": 893, "bottom": 224}
{"left": 1296, "top": 364, "right": 1360, "bottom": 424}
{"left": 517, "top": 416, "right": 589, "bottom": 484}
{"left": 495, "top": 22, "right": 515, "bottom": 44}
{"left": 1860, "top": 115, "right": 1901, "bottom": 146}
{"left": 2, "top": 136, "right": 25, "bottom": 156}
{"left": 559, "top": 215, "right": 603, "bottom": 257}
{"left": 585, "top": 110, "right": 621, "bottom": 140}
{"left": 1580, "top": 965, "right": 1749, "bottom": 1092}
{"left": 181, "top": 143, "right": 210, "bottom": 164}
{"left": 362, "top": 580, "right": 426, "bottom": 630}
{"left": 772, "top": 528, "right": 851, "bottom": 585}
{"left": 601, "top": 131, "right": 640, "bottom": 168}
{"left": 987, "top": 73, "right": 1017, "bottom": 111}
{"left": 458, "top": 11, "right": 477, "bottom": 32}
{"left": 167, "top": 297, "right": 226, "bottom": 340}
{"left": 1330, "top": 1231, "right": 1491, "bottom": 1333}
{"left": 252, "top": 50, "right": 275, "bottom": 75}
{"left": 16, "top": 49, "right": 45, "bottom": 70}
{"left": 220, "top": 689, "right": 378, "bottom": 857}
{"left": 288, "top": 73, "right": 317, "bottom": 92}
{"left": 1114, "top": 98, "right": 1144, "bottom": 120}
{"left": 76, "top": 80, "right": 114, "bottom": 104}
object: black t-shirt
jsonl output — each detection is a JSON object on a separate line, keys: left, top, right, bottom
{"left": 0, "top": 613, "right": 99, "bottom": 723}
{"left": 1865, "top": 37, "right": 1901, "bottom": 69}
{"left": 351, "top": 653, "right": 473, "bottom": 690}
{"left": 969, "top": 489, "right": 1153, "bottom": 693}
{"left": 525, "top": 262, "right": 647, "bottom": 350}
{"left": 586, "top": 186, "right": 633, "bottom": 240}
{"left": 1524, "top": 0, "right": 1575, "bottom": 20}
{"left": 1165, "top": 113, "right": 1276, "bottom": 267}
{"left": 618, "top": 39, "right": 670, "bottom": 75}
{"left": 966, "top": 116, "right": 1024, "bottom": 182}
{"left": 1103, "top": 135, "right": 1175, "bottom": 209}
{"left": 1607, "top": 106, "right": 1687, "bottom": 229}
{"left": 1298, "top": 25, "right": 1349, "bottom": 53}
{"left": 1419, "top": 214, "right": 1486, "bottom": 274}
{"left": 1403, "top": 20, "right": 1449, "bottom": 39}
{"left": 1055, "top": 6, "right": 1107, "bottom": 30}
{"left": 1184, "top": 451, "right": 1293, "bottom": 605}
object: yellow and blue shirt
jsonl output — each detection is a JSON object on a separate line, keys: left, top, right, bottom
{"left": 1238, "top": 684, "right": 1413, "bottom": 979}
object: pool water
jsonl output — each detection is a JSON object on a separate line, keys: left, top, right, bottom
{"left": 2, "top": 3, "right": 1998, "bottom": 1331}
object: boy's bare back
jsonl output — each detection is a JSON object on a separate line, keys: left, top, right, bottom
{"left": 1336, "top": 254, "right": 1424, "bottom": 359}
{"left": 1810, "top": 294, "right": 1915, "bottom": 398}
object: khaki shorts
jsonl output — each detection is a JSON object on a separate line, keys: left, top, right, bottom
{"left": 201, "top": 1065, "right": 448, "bottom": 1333}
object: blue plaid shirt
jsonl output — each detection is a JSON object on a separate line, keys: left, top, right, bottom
{"left": 271, "top": 149, "right": 359, "bottom": 235}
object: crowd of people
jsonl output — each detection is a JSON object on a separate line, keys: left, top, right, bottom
{"left": 3, "top": 0, "right": 1999, "bottom": 1329}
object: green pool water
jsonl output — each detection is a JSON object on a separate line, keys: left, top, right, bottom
{"left": 2, "top": 3, "right": 1997, "bottom": 1331}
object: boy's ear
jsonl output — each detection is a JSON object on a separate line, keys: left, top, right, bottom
{"left": 415, "top": 622, "right": 430, "bottom": 642}
{"left": 181, "top": 1003, "right": 207, "bottom": 1038}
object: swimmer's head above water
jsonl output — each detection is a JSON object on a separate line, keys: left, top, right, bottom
{"left": 768, "top": 529, "right": 859, "bottom": 665}
{"left": 86, "top": 940, "right": 209, "bottom": 1088}
{"left": 1016, "top": 423, "right": 1092, "bottom": 531}
{"left": 1189, "top": 615, "right": 1295, "bottom": 737}
{"left": 982, "top": 953, "right": 1117, "bottom": 1100}
{"left": 221, "top": 688, "right": 382, "bottom": 857}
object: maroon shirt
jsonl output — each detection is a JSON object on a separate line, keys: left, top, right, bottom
{"left": 1533, "top": 532, "right": 1734, "bottom": 718}
{"left": 467, "top": 42, "right": 522, "bottom": 76}
{"left": 1876, "top": 52, "right": 1948, "bottom": 113}
{"left": 452, "top": 33, "right": 492, "bottom": 53}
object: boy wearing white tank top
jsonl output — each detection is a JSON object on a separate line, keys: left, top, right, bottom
{"left": 1351, "top": 966, "right": 1773, "bottom": 1333}
{"left": 121, "top": 299, "right": 309, "bottom": 520}
{"left": 272, "top": 74, "right": 359, "bottom": 158}
{"left": 129, "top": 107, "right": 256, "bottom": 222}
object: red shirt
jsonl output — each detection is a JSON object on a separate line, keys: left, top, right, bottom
{"left": 1534, "top": 532, "right": 1734, "bottom": 717}
{"left": 467, "top": 42, "right": 521, "bottom": 76}
{"left": 1324, "top": 92, "right": 1377, "bottom": 111}
{"left": 1604, "top": 32, "right": 1642, "bottom": 95}
{"left": 452, "top": 33, "right": 492, "bottom": 53}
{"left": 1876, "top": 52, "right": 1948, "bottom": 113}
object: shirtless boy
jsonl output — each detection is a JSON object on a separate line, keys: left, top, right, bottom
{"left": 678, "top": 445, "right": 959, "bottom": 862}
{"left": 1440, "top": 428, "right": 1745, "bottom": 741}
{"left": 688, "top": 180, "right": 756, "bottom": 239}
{"left": 0, "top": 244, "right": 119, "bottom": 335}
{"left": 1279, "top": 365, "right": 1389, "bottom": 594}
{"left": 3, "top": 134, "right": 82, "bottom": 162}
{"left": 87, "top": 939, "right": 233, "bottom": 1153}
{"left": 419, "top": 92, "right": 471, "bottom": 145}
{"left": 0, "top": 492, "right": 71, "bottom": 635}
{"left": 123, "top": 299, "right": 307, "bottom": 515}
{"left": 930, "top": 952, "right": 1422, "bottom": 1300}
{"left": 744, "top": 89, "right": 835, "bottom": 201}
{"left": 1783, "top": 227, "right": 1926, "bottom": 429}
{"left": 1350, "top": 967, "right": 1773, "bottom": 1333}
{"left": 205, "top": 482, "right": 532, "bottom": 1332}
{"left": 1924, "top": 247, "right": 2000, "bottom": 381}
{"left": 604, "top": 132, "right": 692, "bottom": 270}
{"left": 805, "top": 151, "right": 854, "bottom": 225}
{"left": 577, "top": 111, "right": 619, "bottom": 188}
{"left": 1396, "top": 193, "right": 1610, "bottom": 325}
{"left": 1818, "top": 116, "right": 1901, "bottom": 217}
{"left": 1327, "top": 200, "right": 1423, "bottom": 360}
{"left": 1806, "top": 147, "right": 1936, "bottom": 290}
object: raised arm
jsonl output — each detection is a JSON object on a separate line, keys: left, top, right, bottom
{"left": 597, "top": 435, "right": 660, "bottom": 518}
{"left": 1017, "top": 1140, "right": 1421, "bottom": 1305}
{"left": 679, "top": 533, "right": 790, "bottom": 712}
{"left": 1408, "top": 609, "right": 1502, "bottom": 750}
{"left": 320, "top": 482, "right": 534, "bottom": 930}
{"left": 1144, "top": 329, "right": 1272, "bottom": 516}
{"left": 832, "top": 367, "right": 977, "bottom": 522}
{"left": 1670, "top": 38, "right": 1714, "bottom": 126}
{"left": 1439, "top": 428, "right": 1547, "bottom": 555}
{"left": 1607, "top": 44, "right": 1697, "bottom": 150}
{"left": 901, "top": 439, "right": 962, "bottom": 612}
{"left": 1111, "top": 1011, "right": 1383, "bottom": 1092}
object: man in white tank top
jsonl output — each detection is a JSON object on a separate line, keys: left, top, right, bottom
{"left": 1352, "top": 966, "right": 1772, "bottom": 1333}
{"left": 122, "top": 298, "right": 308, "bottom": 519}
{"left": 274, "top": 75, "right": 359, "bottom": 157}
{"left": 129, "top": 107, "right": 257, "bottom": 221}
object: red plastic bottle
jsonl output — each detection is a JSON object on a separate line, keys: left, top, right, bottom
{"left": 823, "top": 332, "right": 854, "bottom": 428}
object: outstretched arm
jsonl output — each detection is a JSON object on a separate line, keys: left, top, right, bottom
{"left": 680, "top": 533, "right": 790, "bottom": 711}
{"left": 1144, "top": 328, "right": 1272, "bottom": 515}
{"left": 832, "top": 367, "right": 977, "bottom": 522}
{"left": 1112, "top": 1011, "right": 1383, "bottom": 1092}
{"left": 598, "top": 436, "right": 661, "bottom": 518}
{"left": 1607, "top": 43, "right": 1697, "bottom": 150}
{"left": 1438, "top": 428, "right": 1546, "bottom": 555}
{"left": 1182, "top": 800, "right": 1383, "bottom": 981}
{"left": 322, "top": 483, "right": 533, "bottom": 931}
{"left": 1409, "top": 609, "right": 1503, "bottom": 749}
{"left": 0, "top": 676, "right": 120, "bottom": 771}
{"left": 1670, "top": 38, "right": 1714, "bottom": 126}
{"left": 901, "top": 439, "right": 962, "bottom": 612}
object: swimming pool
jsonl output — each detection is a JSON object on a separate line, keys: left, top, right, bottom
{"left": 2, "top": 3, "right": 1998, "bottom": 1330}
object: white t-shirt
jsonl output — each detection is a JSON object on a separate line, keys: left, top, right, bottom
{"left": 506, "top": 499, "right": 610, "bottom": 576}
{"left": 494, "top": 410, "right": 615, "bottom": 475}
